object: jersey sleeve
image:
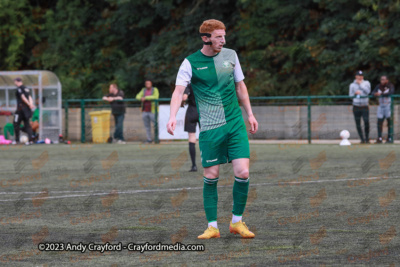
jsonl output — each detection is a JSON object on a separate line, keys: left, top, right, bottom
{"left": 176, "top": 58, "right": 192, "bottom": 87}
{"left": 234, "top": 53, "right": 245, "bottom": 82}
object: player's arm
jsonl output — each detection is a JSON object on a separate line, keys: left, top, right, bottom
{"left": 167, "top": 59, "right": 192, "bottom": 135}
{"left": 235, "top": 81, "right": 258, "bottom": 134}
{"left": 233, "top": 53, "right": 258, "bottom": 134}
{"left": 167, "top": 85, "right": 186, "bottom": 135}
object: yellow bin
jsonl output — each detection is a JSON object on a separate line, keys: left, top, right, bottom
{"left": 89, "top": 110, "right": 111, "bottom": 143}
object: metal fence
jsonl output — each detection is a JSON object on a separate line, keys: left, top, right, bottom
{"left": 62, "top": 95, "right": 400, "bottom": 144}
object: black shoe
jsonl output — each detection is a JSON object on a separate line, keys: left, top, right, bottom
{"left": 189, "top": 165, "right": 197, "bottom": 172}
{"left": 366, "top": 140, "right": 370, "bottom": 144}
{"left": 376, "top": 137, "right": 383, "bottom": 144}
{"left": 360, "top": 140, "right": 366, "bottom": 144}
{"left": 386, "top": 137, "right": 393, "bottom": 144}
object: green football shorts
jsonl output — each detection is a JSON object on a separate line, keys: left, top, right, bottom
{"left": 199, "top": 115, "right": 250, "bottom": 168}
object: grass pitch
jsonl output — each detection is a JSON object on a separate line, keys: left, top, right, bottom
{"left": 0, "top": 142, "right": 399, "bottom": 266}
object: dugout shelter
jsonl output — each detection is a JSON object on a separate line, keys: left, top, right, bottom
{"left": 0, "top": 70, "right": 62, "bottom": 142}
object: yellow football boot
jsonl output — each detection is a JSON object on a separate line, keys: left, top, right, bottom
{"left": 229, "top": 221, "right": 255, "bottom": 238}
{"left": 198, "top": 226, "right": 220, "bottom": 239}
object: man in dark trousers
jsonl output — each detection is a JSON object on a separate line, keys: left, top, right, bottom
{"left": 349, "top": 70, "right": 371, "bottom": 143}
{"left": 13, "top": 77, "right": 34, "bottom": 145}
{"left": 183, "top": 84, "right": 199, "bottom": 172}
{"left": 372, "top": 75, "right": 395, "bottom": 143}
{"left": 103, "top": 83, "right": 126, "bottom": 144}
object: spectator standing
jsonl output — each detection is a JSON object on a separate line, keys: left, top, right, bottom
{"left": 371, "top": 75, "right": 394, "bottom": 143}
{"left": 136, "top": 80, "right": 159, "bottom": 143}
{"left": 13, "top": 77, "right": 34, "bottom": 145}
{"left": 349, "top": 70, "right": 371, "bottom": 143}
{"left": 103, "top": 84, "right": 126, "bottom": 144}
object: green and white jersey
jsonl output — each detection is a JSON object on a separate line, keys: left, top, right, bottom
{"left": 176, "top": 48, "right": 244, "bottom": 132}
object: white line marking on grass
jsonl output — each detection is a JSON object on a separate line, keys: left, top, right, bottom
{"left": 0, "top": 190, "right": 99, "bottom": 195}
{"left": 0, "top": 175, "right": 398, "bottom": 202}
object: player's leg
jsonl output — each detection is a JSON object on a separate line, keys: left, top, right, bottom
{"left": 188, "top": 108, "right": 200, "bottom": 171}
{"left": 376, "top": 106, "right": 384, "bottom": 143}
{"left": 198, "top": 164, "right": 220, "bottom": 239}
{"left": 229, "top": 160, "right": 254, "bottom": 238}
{"left": 231, "top": 158, "right": 250, "bottom": 220}
{"left": 188, "top": 133, "right": 197, "bottom": 171}
{"left": 353, "top": 106, "right": 364, "bottom": 143}
{"left": 184, "top": 110, "right": 198, "bottom": 171}
{"left": 226, "top": 117, "right": 254, "bottom": 238}
{"left": 197, "top": 127, "right": 227, "bottom": 239}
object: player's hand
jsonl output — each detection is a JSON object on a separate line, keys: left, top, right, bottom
{"left": 30, "top": 104, "right": 35, "bottom": 110}
{"left": 355, "top": 90, "right": 361, "bottom": 95}
{"left": 141, "top": 97, "right": 146, "bottom": 102}
{"left": 167, "top": 117, "right": 176, "bottom": 135}
{"left": 248, "top": 114, "right": 258, "bottom": 134}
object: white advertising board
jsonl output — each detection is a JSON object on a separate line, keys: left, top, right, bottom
{"left": 158, "top": 104, "right": 200, "bottom": 140}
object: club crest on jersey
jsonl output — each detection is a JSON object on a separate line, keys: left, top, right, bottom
{"left": 222, "top": 61, "right": 231, "bottom": 68}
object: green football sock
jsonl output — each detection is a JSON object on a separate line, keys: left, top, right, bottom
{"left": 232, "top": 176, "right": 249, "bottom": 216}
{"left": 203, "top": 177, "right": 219, "bottom": 222}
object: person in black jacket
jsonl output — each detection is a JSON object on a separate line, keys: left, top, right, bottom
{"left": 13, "top": 77, "right": 34, "bottom": 145}
{"left": 103, "top": 84, "right": 126, "bottom": 144}
{"left": 371, "top": 75, "right": 395, "bottom": 143}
